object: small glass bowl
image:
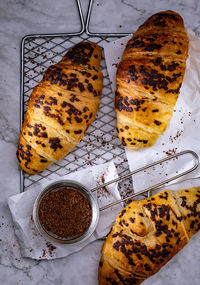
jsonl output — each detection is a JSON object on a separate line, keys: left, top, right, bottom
{"left": 33, "top": 180, "right": 99, "bottom": 244}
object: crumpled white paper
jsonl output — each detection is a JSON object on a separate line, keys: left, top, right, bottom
{"left": 8, "top": 161, "right": 123, "bottom": 260}
{"left": 104, "top": 28, "right": 200, "bottom": 193}
{"left": 152, "top": 177, "right": 200, "bottom": 196}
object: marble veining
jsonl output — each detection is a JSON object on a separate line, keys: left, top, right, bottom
{"left": 90, "top": 0, "right": 200, "bottom": 36}
{"left": 0, "top": 0, "right": 200, "bottom": 284}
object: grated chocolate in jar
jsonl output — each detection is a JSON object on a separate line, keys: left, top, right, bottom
{"left": 38, "top": 186, "right": 92, "bottom": 240}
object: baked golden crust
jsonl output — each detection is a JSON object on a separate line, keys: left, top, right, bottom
{"left": 98, "top": 187, "right": 200, "bottom": 285}
{"left": 115, "top": 11, "right": 189, "bottom": 150}
{"left": 17, "top": 41, "right": 103, "bottom": 174}
{"left": 17, "top": 135, "right": 52, "bottom": 175}
{"left": 99, "top": 255, "right": 145, "bottom": 285}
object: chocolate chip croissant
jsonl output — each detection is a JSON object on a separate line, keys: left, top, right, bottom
{"left": 17, "top": 41, "right": 103, "bottom": 174}
{"left": 115, "top": 11, "right": 189, "bottom": 150}
{"left": 99, "top": 187, "right": 200, "bottom": 284}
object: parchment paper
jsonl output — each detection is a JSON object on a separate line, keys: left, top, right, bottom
{"left": 8, "top": 162, "right": 123, "bottom": 260}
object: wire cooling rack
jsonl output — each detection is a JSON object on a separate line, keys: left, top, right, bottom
{"left": 20, "top": 0, "right": 135, "bottom": 199}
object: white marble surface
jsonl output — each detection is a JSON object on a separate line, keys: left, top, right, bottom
{"left": 0, "top": 0, "right": 200, "bottom": 284}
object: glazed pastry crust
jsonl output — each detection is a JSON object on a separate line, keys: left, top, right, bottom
{"left": 17, "top": 41, "right": 103, "bottom": 174}
{"left": 115, "top": 11, "right": 189, "bottom": 150}
{"left": 98, "top": 187, "right": 200, "bottom": 285}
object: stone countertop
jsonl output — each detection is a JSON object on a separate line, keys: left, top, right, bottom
{"left": 0, "top": 0, "right": 200, "bottom": 284}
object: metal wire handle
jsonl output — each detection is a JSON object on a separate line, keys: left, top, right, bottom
{"left": 86, "top": 0, "right": 131, "bottom": 37}
{"left": 90, "top": 150, "right": 199, "bottom": 211}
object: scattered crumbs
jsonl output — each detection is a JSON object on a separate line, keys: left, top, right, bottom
{"left": 97, "top": 174, "right": 110, "bottom": 199}
{"left": 169, "top": 130, "right": 183, "bottom": 143}
{"left": 42, "top": 249, "right": 46, "bottom": 257}
{"left": 112, "top": 63, "right": 118, "bottom": 68}
{"left": 46, "top": 242, "right": 56, "bottom": 257}
{"left": 163, "top": 148, "right": 177, "bottom": 156}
